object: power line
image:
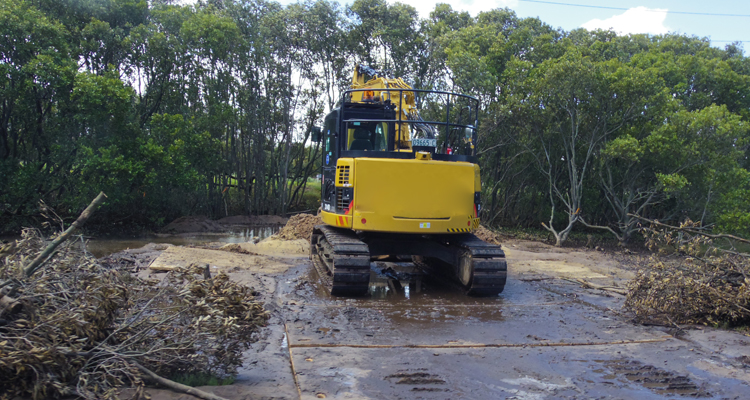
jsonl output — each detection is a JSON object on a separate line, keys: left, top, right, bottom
{"left": 517, "top": 0, "right": 750, "bottom": 18}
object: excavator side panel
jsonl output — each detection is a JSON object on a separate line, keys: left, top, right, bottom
{"left": 351, "top": 158, "right": 480, "bottom": 234}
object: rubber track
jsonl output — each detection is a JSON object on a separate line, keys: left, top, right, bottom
{"left": 413, "top": 234, "right": 507, "bottom": 296}
{"left": 310, "top": 225, "right": 371, "bottom": 296}
{"left": 456, "top": 234, "right": 508, "bottom": 296}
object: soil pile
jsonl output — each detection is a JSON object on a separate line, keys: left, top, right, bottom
{"left": 475, "top": 225, "right": 502, "bottom": 245}
{"left": 220, "top": 243, "right": 257, "bottom": 255}
{"left": 160, "top": 215, "right": 224, "bottom": 233}
{"left": 276, "top": 213, "right": 322, "bottom": 241}
{"left": 0, "top": 230, "right": 268, "bottom": 399}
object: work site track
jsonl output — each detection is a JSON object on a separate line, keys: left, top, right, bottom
{"left": 454, "top": 233, "right": 508, "bottom": 296}
{"left": 311, "top": 225, "right": 371, "bottom": 296}
{"left": 311, "top": 225, "right": 508, "bottom": 297}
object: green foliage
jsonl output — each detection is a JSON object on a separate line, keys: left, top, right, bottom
{"left": 713, "top": 168, "right": 750, "bottom": 236}
{"left": 0, "top": 0, "right": 748, "bottom": 244}
{"left": 602, "top": 135, "right": 643, "bottom": 162}
{"left": 656, "top": 173, "right": 689, "bottom": 193}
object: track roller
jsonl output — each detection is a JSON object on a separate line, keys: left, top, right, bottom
{"left": 412, "top": 234, "right": 507, "bottom": 296}
{"left": 310, "top": 225, "right": 371, "bottom": 296}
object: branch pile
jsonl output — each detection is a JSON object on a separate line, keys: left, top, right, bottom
{"left": 624, "top": 219, "right": 750, "bottom": 326}
{"left": 0, "top": 229, "right": 269, "bottom": 400}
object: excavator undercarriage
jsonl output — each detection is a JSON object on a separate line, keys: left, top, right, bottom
{"left": 311, "top": 225, "right": 507, "bottom": 296}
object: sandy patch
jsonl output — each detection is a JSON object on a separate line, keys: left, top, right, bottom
{"left": 149, "top": 246, "right": 294, "bottom": 274}
{"left": 510, "top": 259, "right": 610, "bottom": 279}
{"left": 502, "top": 239, "right": 636, "bottom": 283}
{"left": 230, "top": 237, "right": 309, "bottom": 257}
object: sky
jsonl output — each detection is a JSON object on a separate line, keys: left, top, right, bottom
{"left": 396, "top": 0, "right": 750, "bottom": 50}
{"left": 265, "top": 0, "right": 750, "bottom": 53}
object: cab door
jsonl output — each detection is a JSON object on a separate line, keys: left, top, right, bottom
{"left": 321, "top": 109, "right": 339, "bottom": 213}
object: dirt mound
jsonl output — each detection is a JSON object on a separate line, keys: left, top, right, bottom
{"left": 475, "top": 225, "right": 501, "bottom": 245}
{"left": 219, "top": 243, "right": 256, "bottom": 255}
{"left": 276, "top": 213, "right": 322, "bottom": 241}
{"left": 217, "top": 215, "right": 288, "bottom": 225}
{"left": 161, "top": 216, "right": 224, "bottom": 233}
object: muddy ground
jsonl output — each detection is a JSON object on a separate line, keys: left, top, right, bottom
{"left": 105, "top": 233, "right": 750, "bottom": 400}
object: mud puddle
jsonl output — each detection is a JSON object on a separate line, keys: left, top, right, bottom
{"left": 302, "top": 261, "right": 510, "bottom": 324}
{"left": 86, "top": 225, "right": 279, "bottom": 257}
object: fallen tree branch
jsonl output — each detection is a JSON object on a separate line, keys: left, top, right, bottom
{"left": 1, "top": 193, "right": 107, "bottom": 317}
{"left": 133, "top": 361, "right": 230, "bottom": 400}
{"left": 563, "top": 278, "right": 628, "bottom": 296}
{"left": 24, "top": 192, "right": 107, "bottom": 277}
{"left": 628, "top": 213, "right": 750, "bottom": 245}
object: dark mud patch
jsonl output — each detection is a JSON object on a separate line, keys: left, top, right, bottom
{"left": 598, "top": 359, "right": 712, "bottom": 397}
{"left": 385, "top": 371, "right": 446, "bottom": 385}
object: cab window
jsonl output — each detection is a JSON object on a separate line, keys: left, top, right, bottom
{"left": 346, "top": 122, "right": 387, "bottom": 151}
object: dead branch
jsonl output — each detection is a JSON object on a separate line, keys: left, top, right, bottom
{"left": 628, "top": 213, "right": 750, "bottom": 245}
{"left": 0, "top": 193, "right": 108, "bottom": 315}
{"left": 24, "top": 192, "right": 107, "bottom": 277}
{"left": 578, "top": 217, "right": 623, "bottom": 243}
{"left": 133, "top": 361, "right": 230, "bottom": 400}
{"left": 563, "top": 278, "right": 627, "bottom": 296}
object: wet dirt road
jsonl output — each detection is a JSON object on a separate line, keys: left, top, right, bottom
{"left": 144, "top": 240, "right": 750, "bottom": 400}
{"left": 267, "top": 261, "right": 748, "bottom": 400}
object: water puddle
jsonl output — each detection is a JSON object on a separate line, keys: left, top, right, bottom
{"left": 86, "top": 225, "right": 280, "bottom": 257}
{"left": 308, "top": 260, "right": 506, "bottom": 324}
{"left": 281, "top": 332, "right": 288, "bottom": 349}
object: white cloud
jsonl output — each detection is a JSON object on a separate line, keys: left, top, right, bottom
{"left": 581, "top": 6, "right": 669, "bottom": 35}
{"left": 390, "top": 0, "right": 519, "bottom": 19}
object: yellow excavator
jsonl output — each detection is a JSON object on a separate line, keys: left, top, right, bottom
{"left": 310, "top": 65, "right": 507, "bottom": 296}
